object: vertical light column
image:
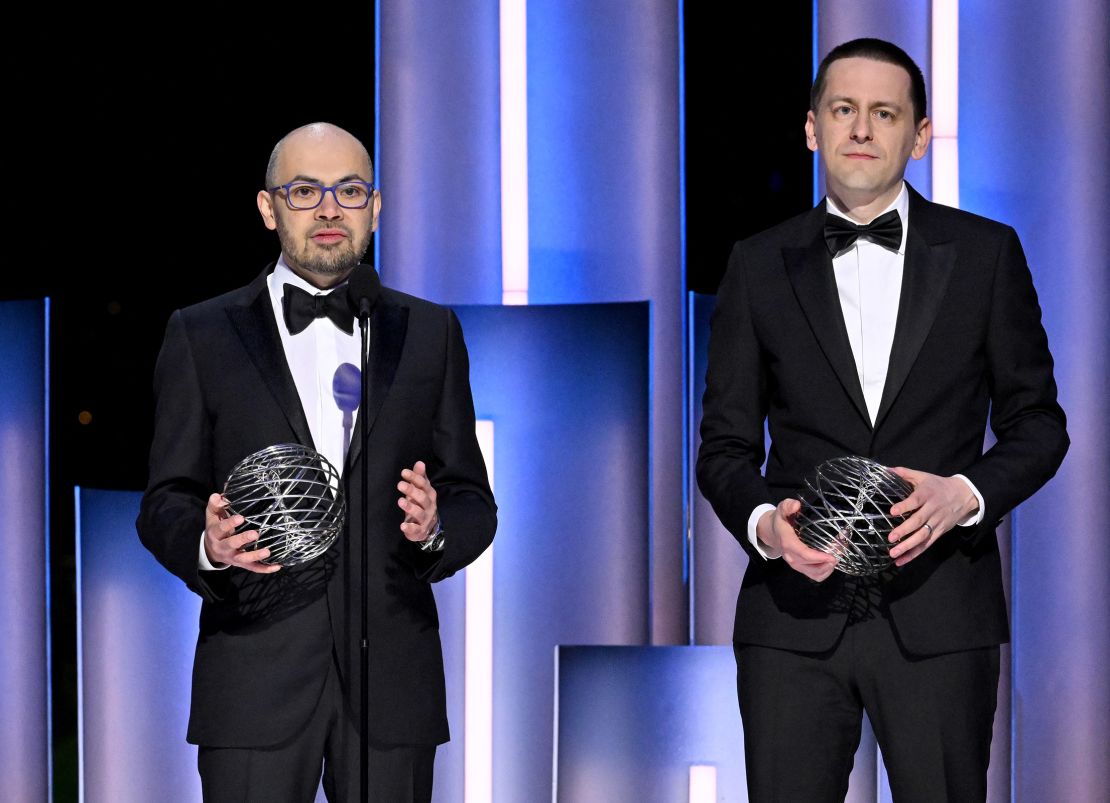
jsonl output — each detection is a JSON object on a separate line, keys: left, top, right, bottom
{"left": 77, "top": 488, "right": 202, "bottom": 801}
{"left": 466, "top": 420, "right": 495, "bottom": 802}
{"left": 688, "top": 765, "right": 717, "bottom": 803}
{"left": 500, "top": 0, "right": 529, "bottom": 305}
{"left": 460, "top": 303, "right": 651, "bottom": 802}
{"left": 931, "top": 0, "right": 960, "bottom": 207}
{"left": 527, "top": 0, "right": 685, "bottom": 646}
{"left": 377, "top": 0, "right": 502, "bottom": 305}
{"left": 960, "top": 2, "right": 1110, "bottom": 800}
{"left": 0, "top": 299, "right": 50, "bottom": 803}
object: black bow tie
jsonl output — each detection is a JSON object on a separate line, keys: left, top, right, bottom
{"left": 824, "top": 209, "right": 903, "bottom": 255}
{"left": 282, "top": 283, "right": 354, "bottom": 335}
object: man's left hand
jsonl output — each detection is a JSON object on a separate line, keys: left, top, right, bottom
{"left": 397, "top": 460, "right": 439, "bottom": 543}
{"left": 886, "top": 467, "right": 980, "bottom": 567}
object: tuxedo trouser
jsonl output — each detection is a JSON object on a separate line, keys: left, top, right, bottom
{"left": 198, "top": 658, "right": 435, "bottom": 803}
{"left": 735, "top": 591, "right": 1000, "bottom": 803}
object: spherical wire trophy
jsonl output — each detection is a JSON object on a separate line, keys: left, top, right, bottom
{"left": 794, "top": 456, "right": 914, "bottom": 576}
{"left": 222, "top": 444, "right": 345, "bottom": 567}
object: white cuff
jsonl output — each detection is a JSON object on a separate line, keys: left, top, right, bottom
{"left": 747, "top": 503, "right": 780, "bottom": 560}
{"left": 198, "top": 530, "right": 229, "bottom": 571}
{"left": 953, "top": 474, "right": 986, "bottom": 527}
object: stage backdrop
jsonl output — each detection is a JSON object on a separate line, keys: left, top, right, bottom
{"left": 0, "top": 300, "right": 50, "bottom": 803}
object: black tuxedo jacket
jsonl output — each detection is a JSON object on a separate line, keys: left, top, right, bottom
{"left": 137, "top": 265, "right": 496, "bottom": 748}
{"left": 697, "top": 187, "right": 1068, "bottom": 656}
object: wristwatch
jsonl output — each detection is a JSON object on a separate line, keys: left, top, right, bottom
{"left": 418, "top": 517, "right": 446, "bottom": 553}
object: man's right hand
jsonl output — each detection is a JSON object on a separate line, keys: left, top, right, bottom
{"left": 203, "top": 493, "right": 281, "bottom": 573}
{"left": 756, "top": 498, "right": 837, "bottom": 582}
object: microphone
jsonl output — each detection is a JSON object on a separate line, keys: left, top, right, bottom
{"left": 343, "top": 263, "right": 379, "bottom": 799}
{"left": 345, "top": 263, "right": 381, "bottom": 320}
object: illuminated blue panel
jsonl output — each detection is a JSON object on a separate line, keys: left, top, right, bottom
{"left": 0, "top": 300, "right": 49, "bottom": 802}
{"left": 690, "top": 293, "right": 748, "bottom": 647}
{"left": 555, "top": 646, "right": 744, "bottom": 800}
{"left": 816, "top": 1, "right": 932, "bottom": 197}
{"left": 77, "top": 488, "right": 201, "bottom": 802}
{"left": 452, "top": 302, "right": 650, "bottom": 803}
{"left": 960, "top": 3, "right": 1110, "bottom": 800}
{"left": 527, "top": 0, "right": 685, "bottom": 645}
{"left": 376, "top": 0, "right": 502, "bottom": 305}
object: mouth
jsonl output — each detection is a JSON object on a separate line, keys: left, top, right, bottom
{"left": 844, "top": 152, "right": 879, "bottom": 161}
{"left": 311, "top": 229, "right": 349, "bottom": 245}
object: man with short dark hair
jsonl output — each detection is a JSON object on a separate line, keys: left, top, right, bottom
{"left": 138, "top": 122, "right": 496, "bottom": 802}
{"left": 698, "top": 39, "right": 1067, "bottom": 801}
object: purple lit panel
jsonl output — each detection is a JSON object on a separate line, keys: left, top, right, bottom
{"left": 78, "top": 488, "right": 201, "bottom": 802}
{"left": 0, "top": 300, "right": 49, "bottom": 802}
{"left": 961, "top": 2, "right": 1110, "bottom": 799}
{"left": 556, "top": 646, "right": 745, "bottom": 801}
{"left": 377, "top": 0, "right": 502, "bottom": 306}
{"left": 455, "top": 303, "right": 651, "bottom": 803}
{"left": 527, "top": 0, "right": 686, "bottom": 644}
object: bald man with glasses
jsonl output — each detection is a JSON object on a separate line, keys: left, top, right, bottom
{"left": 138, "top": 122, "right": 496, "bottom": 802}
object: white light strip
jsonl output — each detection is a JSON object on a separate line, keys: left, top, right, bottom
{"left": 500, "top": 0, "right": 529, "bottom": 305}
{"left": 466, "top": 420, "right": 495, "bottom": 802}
{"left": 688, "top": 764, "right": 717, "bottom": 803}
{"left": 931, "top": 0, "right": 960, "bottom": 208}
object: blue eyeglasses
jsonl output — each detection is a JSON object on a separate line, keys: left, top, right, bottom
{"left": 268, "top": 180, "right": 375, "bottom": 210}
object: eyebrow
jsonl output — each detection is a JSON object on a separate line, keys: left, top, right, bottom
{"left": 285, "top": 173, "right": 370, "bottom": 184}
{"left": 826, "top": 95, "right": 905, "bottom": 112}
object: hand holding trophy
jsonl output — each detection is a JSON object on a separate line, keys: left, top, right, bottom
{"left": 222, "top": 444, "right": 346, "bottom": 567}
{"left": 795, "top": 456, "right": 913, "bottom": 576}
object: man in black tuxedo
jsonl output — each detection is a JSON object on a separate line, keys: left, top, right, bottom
{"left": 697, "top": 39, "right": 1067, "bottom": 802}
{"left": 137, "top": 122, "right": 496, "bottom": 802}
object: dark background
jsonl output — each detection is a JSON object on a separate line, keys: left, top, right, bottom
{"left": 3, "top": 7, "right": 811, "bottom": 799}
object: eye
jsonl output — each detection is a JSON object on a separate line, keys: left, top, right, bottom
{"left": 875, "top": 109, "right": 894, "bottom": 121}
{"left": 337, "top": 183, "right": 367, "bottom": 199}
{"left": 290, "top": 184, "right": 319, "bottom": 198}
{"left": 833, "top": 105, "right": 854, "bottom": 117}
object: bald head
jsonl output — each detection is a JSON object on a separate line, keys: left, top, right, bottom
{"left": 265, "top": 122, "right": 373, "bottom": 189}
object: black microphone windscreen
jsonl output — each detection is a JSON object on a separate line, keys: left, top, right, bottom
{"left": 345, "top": 264, "right": 382, "bottom": 318}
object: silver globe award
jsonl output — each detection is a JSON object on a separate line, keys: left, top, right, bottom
{"left": 222, "top": 444, "right": 345, "bottom": 567}
{"left": 795, "top": 456, "right": 914, "bottom": 576}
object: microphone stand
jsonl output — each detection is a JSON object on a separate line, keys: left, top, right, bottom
{"left": 357, "top": 304, "right": 370, "bottom": 803}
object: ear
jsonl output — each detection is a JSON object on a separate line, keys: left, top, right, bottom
{"left": 804, "top": 111, "right": 819, "bottom": 153}
{"left": 257, "top": 189, "right": 278, "bottom": 231}
{"left": 911, "top": 116, "right": 933, "bottom": 161}
{"left": 370, "top": 190, "right": 382, "bottom": 233}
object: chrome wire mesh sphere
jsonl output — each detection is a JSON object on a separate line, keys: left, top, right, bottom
{"left": 795, "top": 456, "right": 913, "bottom": 576}
{"left": 222, "top": 444, "right": 345, "bottom": 567}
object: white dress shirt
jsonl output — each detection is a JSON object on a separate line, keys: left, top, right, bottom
{"left": 266, "top": 258, "right": 363, "bottom": 474}
{"left": 747, "top": 182, "right": 984, "bottom": 559}
{"left": 199, "top": 256, "right": 362, "bottom": 570}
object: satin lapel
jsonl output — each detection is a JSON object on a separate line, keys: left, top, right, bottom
{"left": 873, "top": 198, "right": 957, "bottom": 428}
{"left": 783, "top": 217, "right": 871, "bottom": 427}
{"left": 226, "top": 269, "right": 315, "bottom": 449}
{"left": 346, "top": 301, "right": 409, "bottom": 471}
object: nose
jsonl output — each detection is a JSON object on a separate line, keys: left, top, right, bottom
{"left": 315, "top": 188, "right": 343, "bottom": 220}
{"left": 850, "top": 113, "right": 873, "bottom": 142}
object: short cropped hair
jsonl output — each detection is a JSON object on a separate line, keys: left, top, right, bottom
{"left": 811, "top": 38, "right": 928, "bottom": 125}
